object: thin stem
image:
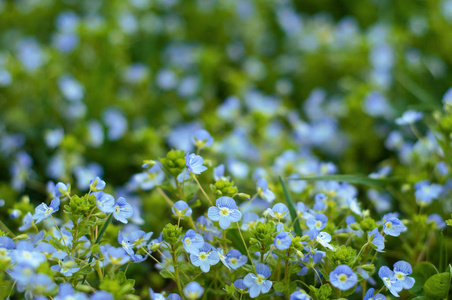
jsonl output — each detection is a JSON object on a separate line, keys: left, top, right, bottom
{"left": 157, "top": 187, "right": 175, "bottom": 206}
{"left": 236, "top": 222, "right": 255, "bottom": 271}
{"left": 51, "top": 215, "right": 69, "bottom": 251}
{"left": 141, "top": 247, "right": 176, "bottom": 280}
{"left": 192, "top": 175, "right": 213, "bottom": 205}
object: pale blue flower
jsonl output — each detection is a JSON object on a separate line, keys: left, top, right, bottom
{"left": 266, "top": 203, "right": 288, "bottom": 219}
{"left": 243, "top": 263, "right": 273, "bottom": 298}
{"left": 185, "top": 153, "right": 208, "bottom": 174}
{"left": 368, "top": 228, "right": 385, "bottom": 252}
{"left": 113, "top": 197, "right": 133, "bottom": 224}
{"left": 33, "top": 198, "right": 60, "bottom": 224}
{"left": 393, "top": 260, "right": 415, "bottom": 289}
{"left": 184, "top": 281, "right": 204, "bottom": 299}
{"left": 383, "top": 217, "right": 406, "bottom": 237}
{"left": 225, "top": 249, "right": 247, "bottom": 270}
{"left": 379, "top": 266, "right": 403, "bottom": 297}
{"left": 257, "top": 178, "right": 275, "bottom": 202}
{"left": 395, "top": 110, "right": 423, "bottom": 125}
{"left": 172, "top": 201, "right": 192, "bottom": 217}
{"left": 329, "top": 265, "right": 357, "bottom": 290}
{"left": 208, "top": 197, "right": 242, "bottom": 229}
{"left": 363, "top": 288, "right": 386, "bottom": 300}
{"left": 192, "top": 129, "right": 214, "bottom": 148}
{"left": 183, "top": 229, "right": 204, "bottom": 254}
{"left": 190, "top": 243, "right": 220, "bottom": 272}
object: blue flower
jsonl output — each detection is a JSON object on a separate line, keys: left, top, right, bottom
{"left": 167, "top": 293, "right": 181, "bottom": 300}
{"left": 213, "top": 164, "right": 225, "bottom": 181}
{"left": 113, "top": 197, "right": 133, "bottom": 224}
{"left": 190, "top": 243, "right": 220, "bottom": 272}
{"left": 393, "top": 260, "right": 415, "bottom": 289}
{"left": 383, "top": 217, "right": 406, "bottom": 237}
{"left": 184, "top": 281, "right": 204, "bottom": 299}
{"left": 266, "top": 203, "right": 288, "bottom": 220}
{"left": 306, "top": 213, "right": 328, "bottom": 231}
{"left": 208, "top": 196, "right": 242, "bottom": 229}
{"left": 257, "top": 178, "right": 275, "bottom": 202}
{"left": 225, "top": 249, "right": 247, "bottom": 270}
{"left": 290, "top": 291, "right": 310, "bottom": 300}
{"left": 414, "top": 180, "right": 442, "bottom": 205}
{"left": 243, "top": 263, "right": 273, "bottom": 298}
{"left": 33, "top": 198, "right": 60, "bottom": 224}
{"left": 368, "top": 228, "right": 385, "bottom": 252}
{"left": 91, "top": 291, "right": 114, "bottom": 300}
{"left": 316, "top": 231, "right": 335, "bottom": 251}
{"left": 192, "top": 129, "right": 214, "bottom": 148}
{"left": 395, "top": 110, "right": 423, "bottom": 125}
{"left": 234, "top": 279, "right": 247, "bottom": 292}
{"left": 90, "top": 176, "right": 106, "bottom": 191}
{"left": 313, "top": 193, "right": 327, "bottom": 211}
{"left": 55, "top": 282, "right": 89, "bottom": 300}
{"left": 102, "top": 245, "right": 130, "bottom": 266}
{"left": 329, "top": 265, "right": 357, "bottom": 290}
{"left": 427, "top": 214, "right": 447, "bottom": 229}
{"left": 19, "top": 212, "right": 33, "bottom": 231}
{"left": 379, "top": 266, "right": 403, "bottom": 297}
{"left": 183, "top": 229, "right": 204, "bottom": 254}
{"left": 185, "top": 153, "right": 208, "bottom": 174}
{"left": 93, "top": 191, "right": 116, "bottom": 213}
{"left": 172, "top": 200, "right": 193, "bottom": 217}
{"left": 149, "top": 288, "right": 166, "bottom": 300}
{"left": 363, "top": 288, "right": 386, "bottom": 300}
{"left": 51, "top": 255, "right": 80, "bottom": 276}
{"left": 55, "top": 182, "right": 70, "bottom": 198}
{"left": 9, "top": 263, "right": 36, "bottom": 285}
{"left": 274, "top": 231, "right": 292, "bottom": 250}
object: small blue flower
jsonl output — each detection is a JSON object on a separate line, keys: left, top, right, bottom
{"left": 427, "top": 214, "right": 446, "bottom": 229}
{"left": 19, "top": 212, "right": 33, "bottom": 232}
{"left": 313, "top": 193, "right": 327, "bottom": 211}
{"left": 33, "top": 198, "right": 60, "bottom": 224}
{"left": 55, "top": 182, "right": 70, "bottom": 198}
{"left": 184, "top": 281, "right": 204, "bottom": 299}
{"left": 208, "top": 197, "right": 242, "bottom": 229}
{"left": 316, "top": 232, "right": 335, "bottom": 251}
{"left": 257, "top": 178, "right": 275, "bottom": 202}
{"left": 329, "top": 265, "right": 357, "bottom": 290}
{"left": 414, "top": 180, "right": 442, "bottom": 205}
{"left": 149, "top": 287, "right": 166, "bottom": 300}
{"left": 91, "top": 291, "right": 114, "bottom": 300}
{"left": 306, "top": 213, "right": 328, "bottom": 231}
{"left": 274, "top": 231, "right": 292, "bottom": 250}
{"left": 55, "top": 282, "right": 89, "bottom": 300}
{"left": 382, "top": 217, "right": 406, "bottom": 237}
{"left": 90, "top": 176, "right": 106, "bottom": 191}
{"left": 243, "top": 263, "right": 273, "bottom": 298}
{"left": 214, "top": 164, "right": 225, "bottom": 181}
{"left": 368, "top": 228, "right": 385, "bottom": 252}
{"left": 185, "top": 153, "right": 208, "bottom": 175}
{"left": 51, "top": 255, "right": 80, "bottom": 276}
{"left": 266, "top": 203, "right": 288, "bottom": 220}
{"left": 363, "top": 288, "right": 386, "bottom": 300}
{"left": 192, "top": 129, "right": 214, "bottom": 148}
{"left": 379, "top": 266, "right": 403, "bottom": 297}
{"left": 393, "top": 260, "right": 415, "bottom": 290}
{"left": 93, "top": 191, "right": 116, "bottom": 213}
{"left": 113, "top": 197, "right": 133, "bottom": 224}
{"left": 183, "top": 229, "right": 204, "bottom": 254}
{"left": 395, "top": 110, "right": 423, "bottom": 125}
{"left": 172, "top": 200, "right": 193, "bottom": 217}
{"left": 225, "top": 249, "right": 248, "bottom": 270}
{"left": 234, "top": 279, "right": 247, "bottom": 293}
{"left": 190, "top": 243, "right": 220, "bottom": 272}
{"left": 102, "top": 245, "right": 130, "bottom": 266}
{"left": 290, "top": 291, "right": 310, "bottom": 300}
{"left": 167, "top": 293, "right": 181, "bottom": 300}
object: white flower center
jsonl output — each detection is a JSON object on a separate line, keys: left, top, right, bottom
{"left": 199, "top": 252, "right": 208, "bottom": 261}
{"left": 255, "top": 275, "right": 265, "bottom": 285}
{"left": 220, "top": 208, "right": 230, "bottom": 217}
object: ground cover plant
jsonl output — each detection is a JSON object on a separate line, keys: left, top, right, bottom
{"left": 1, "top": 0, "right": 452, "bottom": 299}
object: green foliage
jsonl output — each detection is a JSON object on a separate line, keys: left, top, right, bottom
{"left": 159, "top": 150, "right": 186, "bottom": 177}
{"left": 327, "top": 246, "right": 358, "bottom": 268}
{"left": 210, "top": 179, "right": 238, "bottom": 197}
{"left": 162, "top": 224, "right": 183, "bottom": 246}
{"left": 309, "top": 284, "right": 332, "bottom": 300}
{"left": 64, "top": 194, "right": 97, "bottom": 222}
{"left": 99, "top": 271, "right": 136, "bottom": 299}
{"left": 249, "top": 222, "right": 277, "bottom": 254}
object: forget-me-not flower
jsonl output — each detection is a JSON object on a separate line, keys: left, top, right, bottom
{"left": 208, "top": 196, "right": 242, "bottom": 229}
{"left": 185, "top": 153, "right": 208, "bottom": 174}
{"left": 243, "top": 263, "right": 273, "bottom": 298}
{"left": 393, "top": 260, "right": 415, "bottom": 289}
{"left": 414, "top": 180, "right": 442, "bottom": 205}
{"left": 363, "top": 288, "right": 386, "bottom": 300}
{"left": 274, "top": 231, "right": 292, "bottom": 250}
{"left": 395, "top": 110, "right": 423, "bottom": 125}
{"left": 172, "top": 200, "right": 193, "bottom": 217}
{"left": 257, "top": 178, "right": 275, "bottom": 202}
{"left": 183, "top": 229, "right": 204, "bottom": 254}
{"left": 329, "top": 265, "right": 358, "bottom": 290}
{"left": 190, "top": 242, "right": 220, "bottom": 272}
{"left": 382, "top": 217, "right": 406, "bottom": 237}
{"left": 113, "top": 197, "right": 133, "bottom": 224}
{"left": 368, "top": 228, "right": 385, "bottom": 252}
{"left": 379, "top": 266, "right": 403, "bottom": 297}
{"left": 33, "top": 198, "right": 60, "bottom": 224}
{"left": 266, "top": 203, "right": 288, "bottom": 220}
{"left": 225, "top": 249, "right": 247, "bottom": 270}
{"left": 184, "top": 281, "right": 204, "bottom": 299}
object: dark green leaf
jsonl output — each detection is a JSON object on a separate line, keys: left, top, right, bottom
{"left": 287, "top": 174, "right": 398, "bottom": 187}
{"left": 423, "top": 272, "right": 451, "bottom": 298}
{"left": 279, "top": 176, "right": 303, "bottom": 236}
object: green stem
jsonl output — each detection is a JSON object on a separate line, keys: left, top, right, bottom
{"left": 236, "top": 222, "right": 255, "bottom": 271}
{"left": 192, "top": 175, "right": 213, "bottom": 205}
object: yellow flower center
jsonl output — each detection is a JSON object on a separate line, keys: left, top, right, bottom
{"left": 199, "top": 253, "right": 207, "bottom": 260}
{"left": 338, "top": 274, "right": 347, "bottom": 282}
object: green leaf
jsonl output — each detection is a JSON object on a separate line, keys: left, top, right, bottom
{"left": 423, "top": 272, "right": 451, "bottom": 298}
{"left": 279, "top": 176, "right": 303, "bottom": 237}
{"left": 273, "top": 282, "right": 286, "bottom": 293}
{"left": 411, "top": 262, "right": 439, "bottom": 295}
{"left": 287, "top": 174, "right": 398, "bottom": 188}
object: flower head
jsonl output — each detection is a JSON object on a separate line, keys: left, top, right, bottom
{"left": 172, "top": 200, "right": 193, "bottom": 217}
{"left": 329, "top": 265, "right": 357, "bottom": 290}
{"left": 183, "top": 229, "right": 204, "bottom": 254}
{"left": 383, "top": 217, "right": 406, "bottom": 237}
{"left": 395, "top": 110, "right": 423, "bottom": 125}
{"left": 316, "top": 232, "right": 335, "bottom": 251}
{"left": 186, "top": 153, "right": 207, "bottom": 174}
{"left": 274, "top": 231, "right": 292, "bottom": 250}
{"left": 113, "top": 197, "right": 133, "bottom": 224}
{"left": 306, "top": 213, "right": 328, "bottom": 231}
{"left": 184, "top": 282, "right": 204, "bottom": 299}
{"left": 207, "top": 197, "right": 242, "bottom": 229}
{"left": 190, "top": 242, "right": 220, "bottom": 272}
{"left": 414, "top": 180, "right": 442, "bottom": 205}
{"left": 379, "top": 266, "right": 403, "bottom": 297}
{"left": 93, "top": 191, "right": 116, "bottom": 213}
{"left": 257, "top": 178, "right": 275, "bottom": 202}
{"left": 33, "top": 198, "right": 60, "bottom": 224}
{"left": 243, "top": 263, "right": 273, "bottom": 298}
{"left": 225, "top": 249, "right": 247, "bottom": 270}
{"left": 266, "top": 203, "right": 288, "bottom": 220}
{"left": 368, "top": 228, "right": 385, "bottom": 252}
{"left": 393, "top": 260, "right": 415, "bottom": 289}
{"left": 363, "top": 288, "right": 386, "bottom": 300}
{"left": 192, "top": 129, "right": 214, "bottom": 148}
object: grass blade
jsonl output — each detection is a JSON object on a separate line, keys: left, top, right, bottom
{"left": 287, "top": 174, "right": 398, "bottom": 188}
{"left": 279, "top": 176, "right": 303, "bottom": 237}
